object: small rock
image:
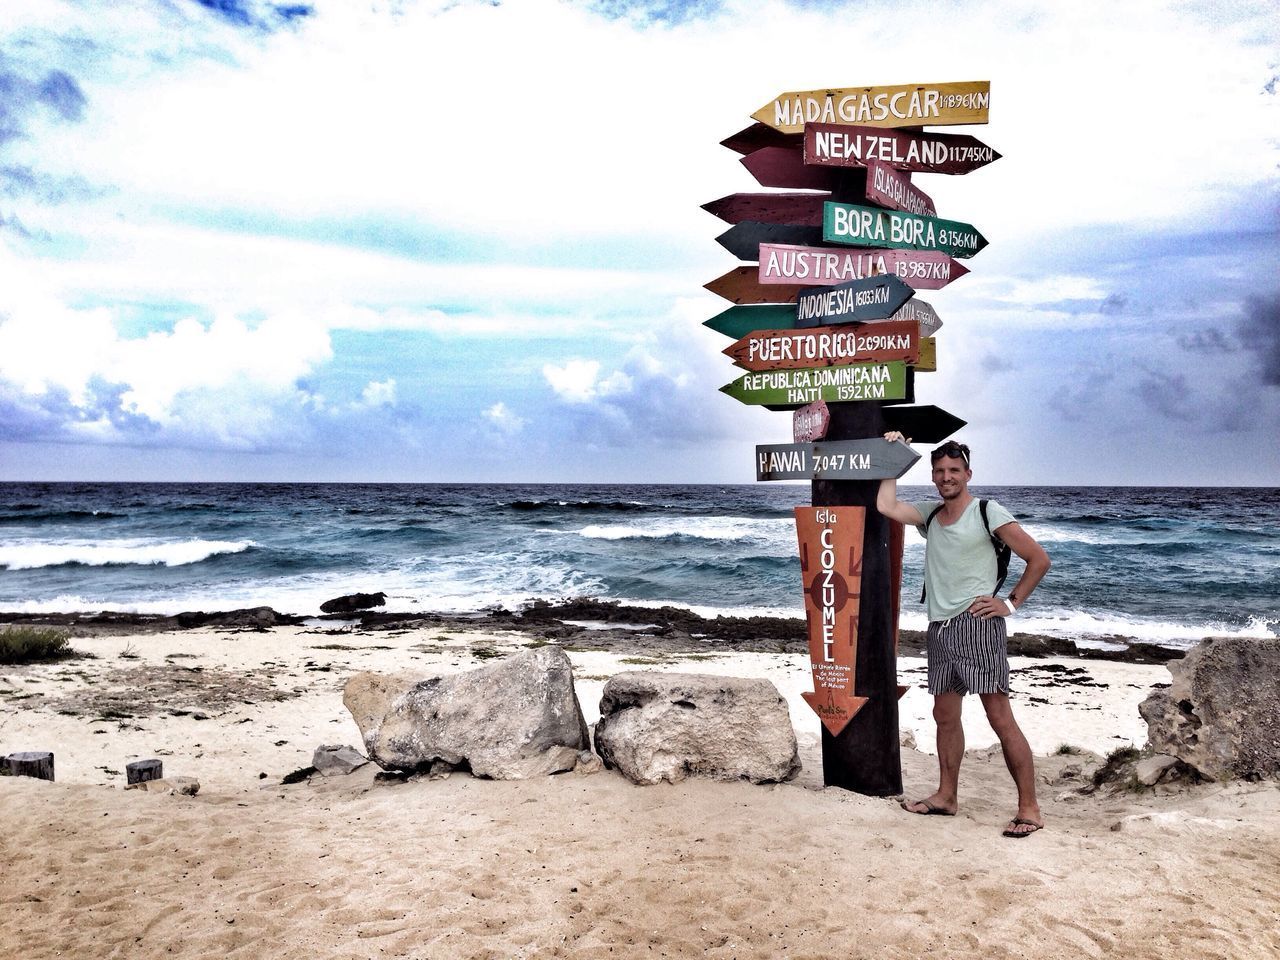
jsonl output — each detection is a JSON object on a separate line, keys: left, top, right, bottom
{"left": 126, "top": 776, "right": 200, "bottom": 796}
{"left": 574, "top": 750, "right": 603, "bottom": 775}
{"left": 312, "top": 744, "right": 368, "bottom": 777}
{"left": 1135, "top": 753, "right": 1179, "bottom": 786}
{"left": 899, "top": 729, "right": 917, "bottom": 750}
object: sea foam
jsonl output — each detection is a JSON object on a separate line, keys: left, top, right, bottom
{"left": 0, "top": 539, "right": 254, "bottom": 571}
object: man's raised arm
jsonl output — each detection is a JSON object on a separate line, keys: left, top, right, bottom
{"left": 876, "top": 432, "right": 924, "bottom": 526}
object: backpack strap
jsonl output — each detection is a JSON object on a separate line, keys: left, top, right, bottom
{"left": 980, "top": 499, "right": 1013, "bottom": 597}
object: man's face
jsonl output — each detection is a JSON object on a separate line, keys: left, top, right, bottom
{"left": 931, "top": 455, "right": 971, "bottom": 501}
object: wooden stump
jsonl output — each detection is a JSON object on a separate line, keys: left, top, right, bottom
{"left": 6, "top": 751, "right": 55, "bottom": 781}
{"left": 126, "top": 759, "right": 163, "bottom": 785}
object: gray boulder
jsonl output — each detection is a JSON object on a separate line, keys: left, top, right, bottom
{"left": 313, "top": 744, "right": 368, "bottom": 777}
{"left": 1140, "top": 636, "right": 1280, "bottom": 781}
{"left": 343, "top": 646, "right": 590, "bottom": 779}
{"left": 594, "top": 672, "right": 801, "bottom": 785}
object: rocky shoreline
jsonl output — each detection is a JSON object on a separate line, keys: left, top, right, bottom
{"left": 1, "top": 597, "right": 1185, "bottom": 664}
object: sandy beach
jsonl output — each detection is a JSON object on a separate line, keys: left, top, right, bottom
{"left": 3, "top": 621, "right": 1279, "bottom": 959}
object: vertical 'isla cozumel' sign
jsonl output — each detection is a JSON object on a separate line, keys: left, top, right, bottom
{"left": 754, "top": 81, "right": 990, "bottom": 134}
{"left": 796, "top": 506, "right": 867, "bottom": 736}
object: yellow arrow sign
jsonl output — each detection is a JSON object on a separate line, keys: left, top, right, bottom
{"left": 752, "top": 81, "right": 990, "bottom": 134}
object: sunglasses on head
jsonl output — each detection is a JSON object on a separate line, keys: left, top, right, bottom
{"left": 931, "top": 441, "right": 970, "bottom": 467}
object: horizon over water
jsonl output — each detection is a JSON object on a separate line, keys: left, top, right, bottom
{"left": 0, "top": 481, "right": 1276, "bottom": 650}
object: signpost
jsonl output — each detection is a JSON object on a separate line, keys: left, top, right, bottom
{"left": 794, "top": 399, "right": 830, "bottom": 442}
{"left": 757, "top": 438, "right": 921, "bottom": 481}
{"left": 758, "top": 243, "right": 968, "bottom": 291}
{"left": 795, "top": 506, "right": 867, "bottom": 735}
{"left": 705, "top": 267, "right": 807, "bottom": 304}
{"left": 721, "top": 361, "right": 908, "bottom": 407}
{"left": 795, "top": 276, "right": 915, "bottom": 327}
{"left": 702, "top": 192, "right": 828, "bottom": 226}
{"left": 824, "top": 201, "right": 988, "bottom": 258}
{"left": 704, "top": 77, "right": 993, "bottom": 798}
{"left": 704, "top": 299, "right": 943, "bottom": 339}
{"left": 725, "top": 318, "right": 920, "bottom": 371}
{"left": 804, "top": 122, "right": 1001, "bottom": 175}
{"left": 881, "top": 404, "right": 967, "bottom": 443}
{"left": 717, "top": 222, "right": 826, "bottom": 261}
{"left": 864, "top": 159, "right": 935, "bottom": 217}
{"left": 753, "top": 81, "right": 991, "bottom": 134}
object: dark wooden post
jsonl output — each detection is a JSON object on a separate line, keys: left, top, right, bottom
{"left": 6, "top": 751, "right": 55, "bottom": 781}
{"left": 807, "top": 165, "right": 903, "bottom": 796}
{"left": 126, "top": 759, "right": 163, "bottom": 785}
{"left": 812, "top": 401, "right": 902, "bottom": 795}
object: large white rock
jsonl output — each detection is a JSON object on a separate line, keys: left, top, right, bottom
{"left": 1140, "top": 636, "right": 1280, "bottom": 781}
{"left": 343, "top": 647, "right": 590, "bottom": 780}
{"left": 593, "top": 672, "right": 801, "bottom": 786}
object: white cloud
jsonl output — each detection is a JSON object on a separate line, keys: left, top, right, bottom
{"left": 358, "top": 378, "right": 396, "bottom": 408}
{"left": 482, "top": 401, "right": 526, "bottom": 435}
{"left": 543, "top": 359, "right": 604, "bottom": 404}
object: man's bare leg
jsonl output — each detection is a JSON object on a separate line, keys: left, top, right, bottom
{"left": 980, "top": 692, "right": 1043, "bottom": 834}
{"left": 903, "top": 692, "right": 964, "bottom": 815}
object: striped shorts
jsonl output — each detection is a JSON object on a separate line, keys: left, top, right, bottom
{"left": 926, "top": 611, "right": 1010, "bottom": 696}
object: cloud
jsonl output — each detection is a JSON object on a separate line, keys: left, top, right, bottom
{"left": 358, "top": 378, "right": 396, "bottom": 408}
{"left": 482, "top": 401, "right": 526, "bottom": 435}
{"left": 1236, "top": 291, "right": 1280, "bottom": 386}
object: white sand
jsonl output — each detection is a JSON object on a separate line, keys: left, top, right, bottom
{"left": 3, "top": 623, "right": 1278, "bottom": 959}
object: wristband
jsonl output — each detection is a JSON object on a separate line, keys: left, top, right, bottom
{"left": 1003, "top": 597, "right": 1017, "bottom": 616}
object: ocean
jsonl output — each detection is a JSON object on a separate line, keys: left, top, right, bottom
{"left": 0, "top": 483, "right": 1276, "bottom": 650}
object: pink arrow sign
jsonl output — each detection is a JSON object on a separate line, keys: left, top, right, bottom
{"left": 758, "top": 243, "right": 968, "bottom": 291}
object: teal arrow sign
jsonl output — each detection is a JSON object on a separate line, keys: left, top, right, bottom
{"left": 823, "top": 202, "right": 988, "bottom": 258}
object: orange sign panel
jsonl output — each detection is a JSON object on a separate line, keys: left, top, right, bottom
{"left": 795, "top": 506, "right": 867, "bottom": 735}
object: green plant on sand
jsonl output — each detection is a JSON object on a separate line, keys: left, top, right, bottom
{"left": 0, "top": 626, "right": 74, "bottom": 665}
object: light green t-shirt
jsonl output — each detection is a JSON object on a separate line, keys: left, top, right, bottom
{"left": 912, "top": 498, "right": 1016, "bottom": 623}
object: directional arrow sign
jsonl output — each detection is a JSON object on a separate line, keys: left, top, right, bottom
{"left": 881, "top": 405, "right": 966, "bottom": 443}
{"left": 720, "top": 122, "right": 799, "bottom": 156}
{"left": 705, "top": 267, "right": 806, "bottom": 304}
{"left": 824, "top": 201, "right": 988, "bottom": 259}
{"left": 704, "top": 305, "right": 797, "bottom": 340}
{"left": 704, "top": 299, "right": 942, "bottom": 339}
{"left": 740, "top": 146, "right": 841, "bottom": 191}
{"left": 726, "top": 318, "right": 919, "bottom": 371}
{"left": 865, "top": 159, "right": 935, "bottom": 217}
{"left": 758, "top": 243, "right": 968, "bottom": 291}
{"left": 917, "top": 337, "right": 937, "bottom": 372}
{"left": 805, "top": 122, "right": 1001, "bottom": 175}
{"left": 795, "top": 505, "right": 867, "bottom": 736}
{"left": 894, "top": 298, "right": 943, "bottom": 337}
{"left": 758, "top": 438, "right": 921, "bottom": 481}
{"left": 754, "top": 80, "right": 991, "bottom": 134}
{"left": 717, "top": 222, "right": 825, "bottom": 261}
{"left": 703, "top": 192, "right": 828, "bottom": 226}
{"left": 795, "top": 276, "right": 915, "bottom": 328}
{"left": 721, "top": 361, "right": 907, "bottom": 407}
{"left": 793, "top": 399, "right": 830, "bottom": 442}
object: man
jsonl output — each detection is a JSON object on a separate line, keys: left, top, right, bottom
{"left": 876, "top": 435, "right": 1051, "bottom": 838}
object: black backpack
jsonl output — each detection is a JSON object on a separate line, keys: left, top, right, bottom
{"left": 919, "top": 499, "right": 1012, "bottom": 602}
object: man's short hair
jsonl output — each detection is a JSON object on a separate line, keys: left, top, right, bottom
{"left": 930, "top": 441, "right": 970, "bottom": 467}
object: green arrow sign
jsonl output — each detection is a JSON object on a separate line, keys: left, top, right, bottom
{"left": 720, "top": 361, "right": 907, "bottom": 406}
{"left": 823, "top": 202, "right": 987, "bottom": 259}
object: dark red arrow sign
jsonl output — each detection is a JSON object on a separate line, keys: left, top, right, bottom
{"left": 804, "top": 122, "right": 1001, "bottom": 175}
{"left": 726, "top": 318, "right": 920, "bottom": 371}
{"left": 794, "top": 399, "right": 831, "bottom": 442}
{"left": 720, "top": 123, "right": 799, "bottom": 156}
{"left": 705, "top": 267, "right": 805, "bottom": 304}
{"left": 795, "top": 505, "right": 868, "bottom": 736}
{"left": 703, "top": 192, "right": 829, "bottom": 226}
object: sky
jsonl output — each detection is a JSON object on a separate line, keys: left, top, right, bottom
{"left": 0, "top": 0, "right": 1277, "bottom": 485}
